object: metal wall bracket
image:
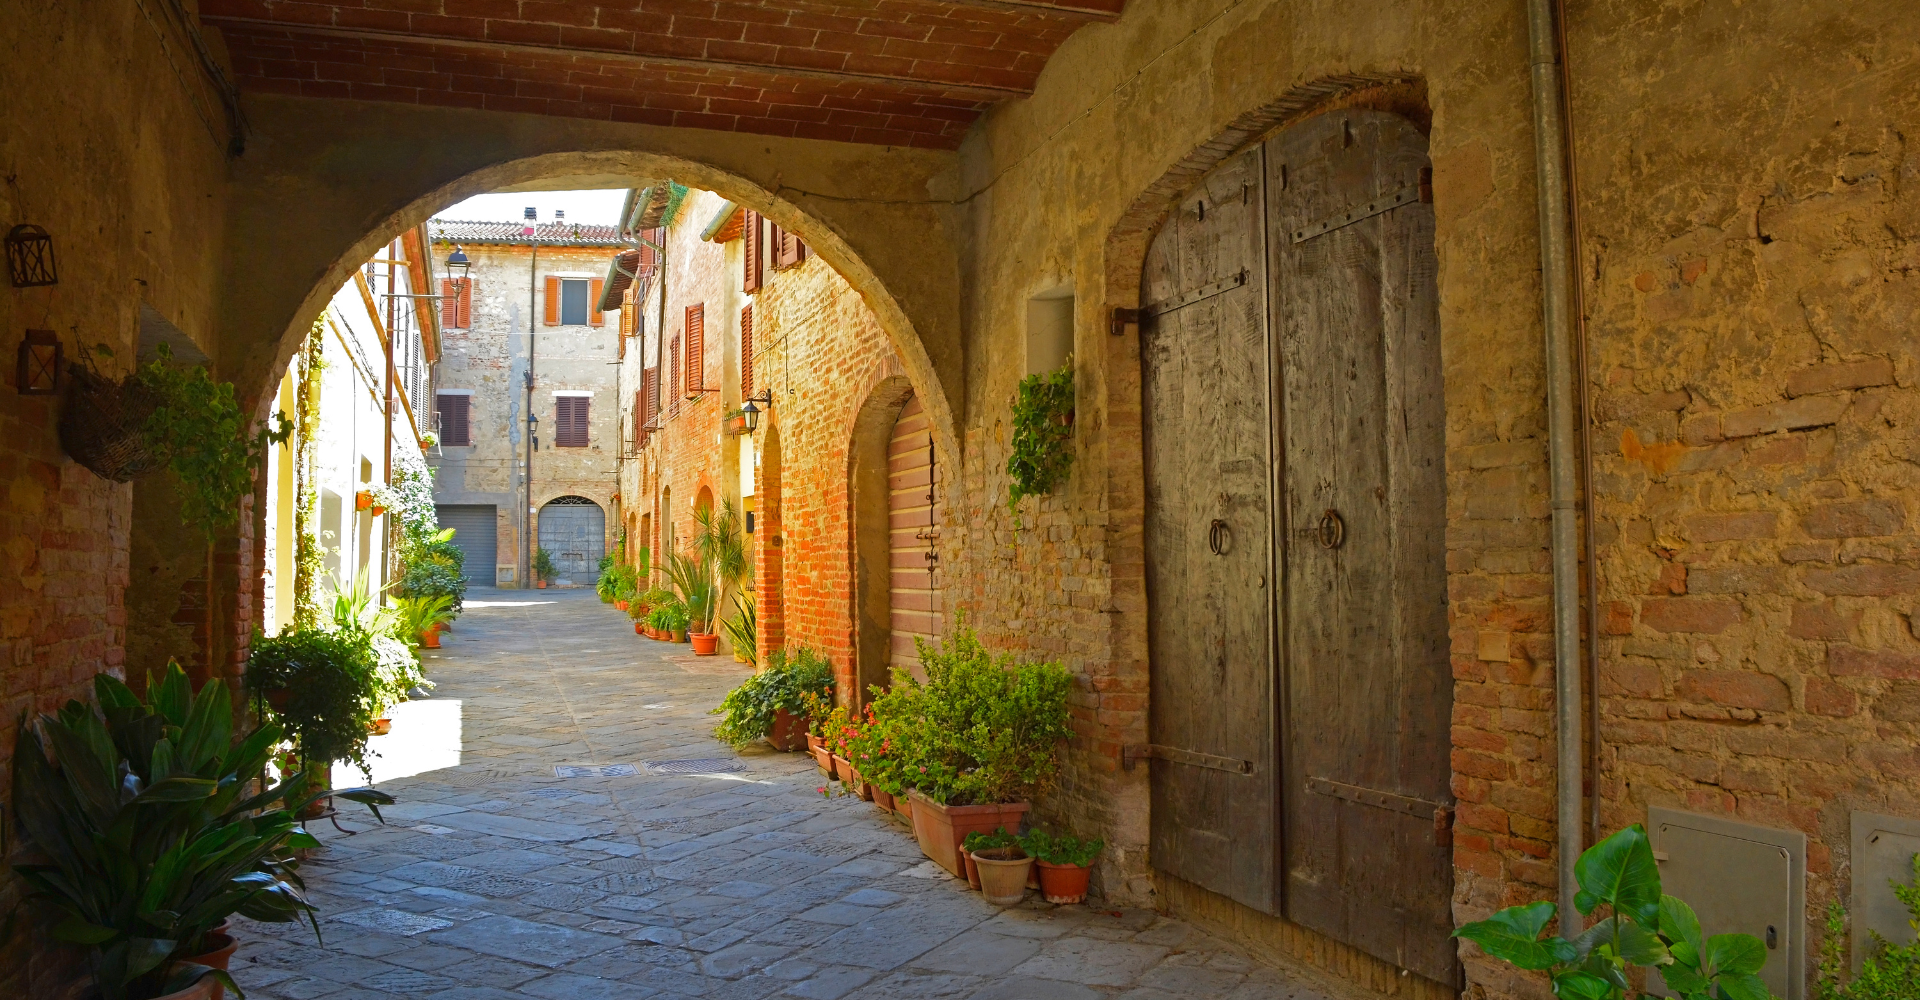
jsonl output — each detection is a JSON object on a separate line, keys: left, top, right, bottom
{"left": 1109, "top": 306, "right": 1141, "bottom": 337}
{"left": 1142, "top": 270, "right": 1248, "bottom": 319}
{"left": 1122, "top": 743, "right": 1254, "bottom": 774}
{"left": 1291, "top": 181, "right": 1426, "bottom": 243}
{"left": 1305, "top": 775, "right": 1445, "bottom": 819}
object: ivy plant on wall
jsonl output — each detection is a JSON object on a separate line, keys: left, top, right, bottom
{"left": 137, "top": 343, "right": 291, "bottom": 539}
{"left": 1006, "top": 357, "right": 1075, "bottom": 517}
{"left": 293, "top": 317, "right": 327, "bottom": 628}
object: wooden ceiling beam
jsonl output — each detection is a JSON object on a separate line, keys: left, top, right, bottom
{"left": 203, "top": 18, "right": 1029, "bottom": 101}
{"left": 938, "top": 0, "right": 1121, "bottom": 22}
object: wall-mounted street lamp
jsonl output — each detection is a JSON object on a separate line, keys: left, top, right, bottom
{"left": 16, "top": 329, "right": 61, "bottom": 395}
{"left": 445, "top": 245, "right": 471, "bottom": 287}
{"left": 740, "top": 389, "right": 773, "bottom": 433}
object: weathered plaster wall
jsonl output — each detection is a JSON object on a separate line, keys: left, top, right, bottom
{"left": 0, "top": 0, "right": 235, "bottom": 993}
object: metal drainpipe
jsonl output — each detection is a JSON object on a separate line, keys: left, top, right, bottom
{"left": 1524, "top": 0, "right": 1585, "bottom": 930}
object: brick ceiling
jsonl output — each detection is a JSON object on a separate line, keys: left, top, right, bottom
{"left": 201, "top": 0, "right": 1124, "bottom": 149}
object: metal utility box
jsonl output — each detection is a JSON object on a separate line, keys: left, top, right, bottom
{"left": 1850, "top": 811, "right": 1920, "bottom": 973}
{"left": 1648, "top": 807, "right": 1806, "bottom": 1000}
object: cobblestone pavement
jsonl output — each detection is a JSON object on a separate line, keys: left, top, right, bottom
{"left": 232, "top": 588, "right": 1346, "bottom": 1000}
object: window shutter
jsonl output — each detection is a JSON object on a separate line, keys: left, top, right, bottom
{"left": 776, "top": 228, "right": 802, "bottom": 269}
{"left": 436, "top": 393, "right": 471, "bottom": 446}
{"left": 742, "top": 211, "right": 763, "bottom": 293}
{"left": 543, "top": 275, "right": 559, "bottom": 326}
{"left": 440, "top": 279, "right": 458, "bottom": 327}
{"left": 589, "top": 278, "right": 605, "bottom": 326}
{"left": 685, "top": 304, "right": 705, "bottom": 396}
{"left": 632, "top": 389, "right": 645, "bottom": 449}
{"left": 669, "top": 337, "right": 680, "bottom": 414}
{"left": 554, "top": 397, "right": 588, "bottom": 447}
{"left": 643, "top": 366, "right": 657, "bottom": 428}
{"left": 740, "top": 304, "right": 754, "bottom": 398}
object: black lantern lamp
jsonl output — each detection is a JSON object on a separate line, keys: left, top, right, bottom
{"left": 445, "top": 245, "right": 471, "bottom": 287}
{"left": 740, "top": 390, "right": 773, "bottom": 432}
{"left": 17, "top": 329, "right": 61, "bottom": 394}
{"left": 6, "top": 224, "right": 58, "bottom": 287}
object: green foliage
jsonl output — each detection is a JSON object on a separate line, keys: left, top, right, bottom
{"left": 1454, "top": 825, "right": 1772, "bottom": 1000}
{"left": 395, "top": 555, "right": 467, "bottom": 617}
{"left": 710, "top": 647, "right": 834, "bottom": 750}
{"left": 292, "top": 319, "right": 327, "bottom": 629}
{"left": 694, "top": 500, "right": 750, "bottom": 592}
{"left": 533, "top": 548, "right": 557, "bottom": 582}
{"left": 721, "top": 595, "right": 757, "bottom": 664}
{"left": 962, "top": 827, "right": 1020, "bottom": 854}
{"left": 322, "top": 571, "right": 429, "bottom": 713}
{"left": 393, "top": 594, "right": 456, "bottom": 638}
{"left": 666, "top": 551, "right": 718, "bottom": 634}
{"left": 645, "top": 601, "right": 689, "bottom": 632}
{"left": 8, "top": 661, "right": 391, "bottom": 1000}
{"left": 1018, "top": 829, "right": 1104, "bottom": 867}
{"left": 246, "top": 627, "right": 379, "bottom": 775}
{"left": 1005, "top": 357, "right": 1075, "bottom": 516}
{"left": 372, "top": 456, "right": 440, "bottom": 556}
{"left": 856, "top": 623, "right": 1073, "bottom": 806}
{"left": 1818, "top": 853, "right": 1920, "bottom": 1000}
{"left": 597, "top": 560, "right": 641, "bottom": 604}
{"left": 135, "top": 344, "right": 292, "bottom": 540}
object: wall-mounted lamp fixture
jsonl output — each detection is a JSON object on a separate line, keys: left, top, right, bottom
{"left": 740, "top": 389, "right": 774, "bottom": 432}
{"left": 5, "top": 225, "right": 58, "bottom": 287}
{"left": 16, "top": 329, "right": 61, "bottom": 394}
{"left": 445, "top": 245, "right": 471, "bottom": 286}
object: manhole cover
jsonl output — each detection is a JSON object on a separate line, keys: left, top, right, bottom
{"left": 643, "top": 758, "right": 744, "bottom": 775}
{"left": 555, "top": 764, "right": 639, "bottom": 778}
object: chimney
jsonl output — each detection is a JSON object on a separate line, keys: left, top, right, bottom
{"left": 523, "top": 206, "right": 536, "bottom": 238}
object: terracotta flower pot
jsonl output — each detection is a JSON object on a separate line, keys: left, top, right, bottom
{"left": 845, "top": 763, "right": 873, "bottom": 801}
{"left": 615, "top": 600, "right": 628, "bottom": 611}
{"left": 690, "top": 631, "right": 720, "bottom": 655}
{"left": 369, "top": 504, "right": 386, "bottom": 517}
{"left": 971, "top": 847, "right": 1033, "bottom": 906}
{"left": 265, "top": 688, "right": 290, "bottom": 711}
{"left": 369, "top": 718, "right": 392, "bottom": 736}
{"left": 906, "top": 790, "right": 1030, "bottom": 879}
{"left": 1036, "top": 860, "right": 1093, "bottom": 904}
{"left": 830, "top": 754, "right": 850, "bottom": 783}
{"left": 810, "top": 743, "right": 832, "bottom": 774}
{"left": 766, "top": 709, "right": 810, "bottom": 752}
{"left": 354, "top": 490, "right": 373, "bottom": 511}
{"left": 871, "top": 784, "right": 895, "bottom": 813}
{"left": 536, "top": 580, "right": 547, "bottom": 589}
{"left": 963, "top": 849, "right": 982, "bottom": 890}
{"left": 181, "top": 927, "right": 238, "bottom": 1000}
{"left": 634, "top": 622, "right": 644, "bottom": 634}
{"left": 419, "top": 628, "right": 441, "bottom": 649}
{"left": 671, "top": 629, "right": 686, "bottom": 642}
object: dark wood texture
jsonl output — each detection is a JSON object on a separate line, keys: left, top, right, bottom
{"left": 1267, "top": 110, "right": 1454, "bottom": 984}
{"left": 1141, "top": 146, "right": 1277, "bottom": 914}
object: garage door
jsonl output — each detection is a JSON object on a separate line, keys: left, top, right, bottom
{"left": 538, "top": 496, "right": 606, "bottom": 584}
{"left": 434, "top": 504, "right": 497, "bottom": 585}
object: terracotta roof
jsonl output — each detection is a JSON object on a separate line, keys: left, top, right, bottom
{"left": 428, "top": 219, "right": 624, "bottom": 246}
{"left": 599, "top": 249, "right": 651, "bottom": 312}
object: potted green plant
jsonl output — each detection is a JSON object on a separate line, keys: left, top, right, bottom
{"left": 10, "top": 661, "right": 391, "bottom": 1000}
{"left": 720, "top": 594, "right": 756, "bottom": 664}
{"left": 394, "top": 593, "right": 455, "bottom": 649}
{"left": 876, "top": 625, "right": 1072, "bottom": 878}
{"left": 961, "top": 828, "right": 1019, "bottom": 891}
{"left": 710, "top": 646, "right": 833, "bottom": 751}
{"left": 533, "top": 547, "right": 556, "bottom": 588}
{"left": 247, "top": 625, "right": 383, "bottom": 784}
{"left": 1454, "top": 824, "right": 1772, "bottom": 1000}
{"left": 971, "top": 842, "right": 1033, "bottom": 907}
{"left": 1817, "top": 853, "right": 1920, "bottom": 999}
{"left": 1018, "top": 829, "right": 1104, "bottom": 904}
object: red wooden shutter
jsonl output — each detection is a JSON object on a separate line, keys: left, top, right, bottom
{"left": 632, "top": 390, "right": 645, "bottom": 449}
{"left": 589, "top": 278, "right": 605, "bottom": 326}
{"left": 685, "top": 304, "right": 705, "bottom": 395}
{"left": 643, "top": 366, "right": 657, "bottom": 429}
{"left": 740, "top": 304, "right": 754, "bottom": 397}
{"left": 543, "top": 275, "right": 560, "bottom": 326}
{"left": 555, "top": 397, "right": 589, "bottom": 447}
{"left": 440, "top": 279, "right": 472, "bottom": 328}
{"left": 776, "top": 229, "right": 805, "bottom": 269}
{"left": 669, "top": 338, "right": 681, "bottom": 414}
{"left": 742, "top": 211, "right": 763, "bottom": 293}
{"left": 436, "top": 393, "right": 471, "bottom": 446}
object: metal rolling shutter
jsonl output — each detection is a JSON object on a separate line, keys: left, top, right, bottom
{"left": 434, "top": 504, "right": 497, "bottom": 585}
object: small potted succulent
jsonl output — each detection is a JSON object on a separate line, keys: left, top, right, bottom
{"left": 1018, "top": 829, "right": 1104, "bottom": 904}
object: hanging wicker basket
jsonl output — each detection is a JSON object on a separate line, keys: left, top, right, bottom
{"left": 60, "top": 364, "right": 164, "bottom": 482}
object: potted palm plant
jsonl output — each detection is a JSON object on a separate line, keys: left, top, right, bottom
{"left": 10, "top": 661, "right": 392, "bottom": 1000}
{"left": 533, "top": 548, "right": 555, "bottom": 588}
{"left": 395, "top": 593, "right": 455, "bottom": 649}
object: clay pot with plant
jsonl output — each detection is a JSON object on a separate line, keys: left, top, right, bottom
{"left": 971, "top": 845, "right": 1033, "bottom": 906}
{"left": 533, "top": 547, "right": 556, "bottom": 587}
{"left": 1018, "top": 829, "right": 1104, "bottom": 904}
{"left": 962, "top": 828, "right": 1019, "bottom": 892}
{"left": 710, "top": 646, "right": 834, "bottom": 751}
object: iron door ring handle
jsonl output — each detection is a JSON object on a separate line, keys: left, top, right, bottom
{"left": 1317, "top": 509, "right": 1345, "bottom": 549}
{"left": 1208, "top": 519, "right": 1230, "bottom": 556}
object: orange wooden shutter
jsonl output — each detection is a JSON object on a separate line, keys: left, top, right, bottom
{"left": 589, "top": 278, "right": 605, "bottom": 326}
{"left": 685, "top": 304, "right": 705, "bottom": 395}
{"left": 543, "top": 275, "right": 559, "bottom": 325}
{"left": 643, "top": 366, "right": 657, "bottom": 428}
{"left": 458, "top": 277, "right": 472, "bottom": 327}
{"left": 776, "top": 229, "right": 801, "bottom": 269}
{"left": 742, "top": 211, "right": 763, "bottom": 293}
{"left": 440, "top": 279, "right": 458, "bottom": 327}
{"left": 740, "top": 304, "right": 754, "bottom": 397}
{"left": 669, "top": 338, "right": 680, "bottom": 413}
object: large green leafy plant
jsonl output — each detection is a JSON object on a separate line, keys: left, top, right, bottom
{"left": 10, "top": 662, "right": 391, "bottom": 1000}
{"left": 1817, "top": 853, "right": 1920, "bottom": 1000}
{"left": 1006, "top": 358, "right": 1074, "bottom": 516}
{"left": 135, "top": 344, "right": 292, "bottom": 539}
{"left": 1454, "top": 825, "right": 1771, "bottom": 1000}
{"left": 711, "top": 646, "right": 834, "bottom": 749}
{"left": 246, "top": 627, "right": 380, "bottom": 775}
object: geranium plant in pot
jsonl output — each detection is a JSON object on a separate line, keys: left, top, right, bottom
{"left": 10, "top": 661, "right": 391, "bottom": 1000}
{"left": 1018, "top": 829, "right": 1104, "bottom": 904}
{"left": 710, "top": 646, "right": 833, "bottom": 751}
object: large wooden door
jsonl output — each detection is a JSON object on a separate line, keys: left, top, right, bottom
{"left": 1269, "top": 110, "right": 1454, "bottom": 983}
{"left": 888, "top": 394, "right": 943, "bottom": 678}
{"left": 1142, "top": 146, "right": 1277, "bottom": 913}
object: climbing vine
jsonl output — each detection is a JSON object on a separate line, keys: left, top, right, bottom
{"left": 136, "top": 344, "right": 291, "bottom": 539}
{"left": 1005, "top": 357, "right": 1076, "bottom": 515}
{"left": 292, "top": 317, "right": 327, "bottom": 629}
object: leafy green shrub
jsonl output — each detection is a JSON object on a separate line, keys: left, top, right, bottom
{"left": 1006, "top": 357, "right": 1074, "bottom": 515}
{"left": 396, "top": 557, "right": 467, "bottom": 616}
{"left": 533, "top": 547, "right": 556, "bottom": 582}
{"left": 1455, "top": 824, "right": 1770, "bottom": 1000}
{"left": 711, "top": 646, "right": 834, "bottom": 749}
{"left": 135, "top": 343, "right": 291, "bottom": 538}
{"left": 1818, "top": 853, "right": 1920, "bottom": 1000}
{"left": 597, "top": 559, "right": 640, "bottom": 603}
{"left": 1019, "top": 829, "right": 1104, "bottom": 866}
{"left": 247, "top": 627, "right": 380, "bottom": 774}
{"left": 963, "top": 827, "right": 1020, "bottom": 854}
{"left": 646, "top": 601, "right": 689, "bottom": 632}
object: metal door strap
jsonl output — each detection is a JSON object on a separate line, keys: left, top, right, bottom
{"left": 1291, "top": 183, "right": 1424, "bottom": 244}
{"left": 1305, "top": 775, "right": 1445, "bottom": 818}
{"left": 1122, "top": 743, "right": 1254, "bottom": 774}
{"left": 1142, "top": 270, "right": 1248, "bottom": 318}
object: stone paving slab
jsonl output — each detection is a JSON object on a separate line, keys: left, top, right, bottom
{"left": 228, "top": 588, "right": 1355, "bottom": 1000}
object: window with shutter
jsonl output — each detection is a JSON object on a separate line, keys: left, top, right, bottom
{"left": 776, "top": 229, "right": 806, "bottom": 269}
{"left": 440, "top": 279, "right": 471, "bottom": 328}
{"left": 589, "top": 278, "right": 605, "bottom": 326}
{"left": 555, "top": 396, "right": 589, "bottom": 447}
{"left": 685, "top": 304, "right": 705, "bottom": 396}
{"left": 543, "top": 275, "right": 560, "bottom": 325}
{"left": 742, "top": 211, "right": 763, "bottom": 293}
{"left": 740, "top": 304, "right": 754, "bottom": 397}
{"left": 632, "top": 390, "right": 646, "bottom": 449}
{"left": 436, "top": 393, "right": 472, "bottom": 446}
{"left": 643, "top": 366, "right": 657, "bottom": 429}
{"left": 669, "top": 338, "right": 681, "bottom": 415}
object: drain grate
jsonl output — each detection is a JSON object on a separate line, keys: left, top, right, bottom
{"left": 554, "top": 764, "right": 639, "bottom": 778}
{"left": 643, "top": 758, "right": 744, "bottom": 775}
